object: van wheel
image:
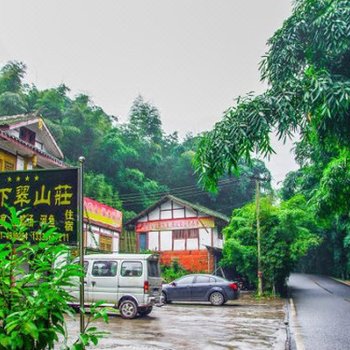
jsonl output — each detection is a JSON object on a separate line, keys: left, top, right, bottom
{"left": 138, "top": 306, "right": 152, "bottom": 317}
{"left": 119, "top": 300, "right": 138, "bottom": 319}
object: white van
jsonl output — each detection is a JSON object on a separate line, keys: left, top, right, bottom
{"left": 69, "top": 253, "right": 163, "bottom": 319}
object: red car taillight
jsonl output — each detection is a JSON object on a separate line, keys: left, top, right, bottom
{"left": 229, "top": 282, "right": 238, "bottom": 291}
{"left": 144, "top": 280, "right": 149, "bottom": 294}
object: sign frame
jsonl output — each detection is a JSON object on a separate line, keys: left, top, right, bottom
{"left": 0, "top": 167, "right": 79, "bottom": 245}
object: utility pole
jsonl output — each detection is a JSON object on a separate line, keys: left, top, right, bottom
{"left": 78, "top": 156, "right": 85, "bottom": 335}
{"left": 255, "top": 178, "right": 263, "bottom": 297}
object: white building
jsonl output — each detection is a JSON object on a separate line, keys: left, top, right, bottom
{"left": 126, "top": 195, "right": 229, "bottom": 273}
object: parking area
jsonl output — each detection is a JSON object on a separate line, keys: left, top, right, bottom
{"left": 63, "top": 293, "right": 287, "bottom": 350}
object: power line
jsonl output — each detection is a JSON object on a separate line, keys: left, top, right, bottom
{"left": 121, "top": 178, "right": 248, "bottom": 205}
{"left": 118, "top": 177, "right": 239, "bottom": 200}
{"left": 121, "top": 179, "right": 242, "bottom": 204}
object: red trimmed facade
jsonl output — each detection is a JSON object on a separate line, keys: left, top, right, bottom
{"left": 127, "top": 195, "right": 228, "bottom": 273}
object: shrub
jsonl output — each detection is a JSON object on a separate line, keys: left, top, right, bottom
{"left": 0, "top": 207, "right": 108, "bottom": 349}
{"left": 161, "top": 259, "right": 188, "bottom": 283}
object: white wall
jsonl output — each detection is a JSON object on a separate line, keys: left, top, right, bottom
{"left": 148, "top": 207, "right": 160, "bottom": 220}
{"left": 148, "top": 231, "right": 159, "bottom": 251}
{"left": 85, "top": 225, "right": 99, "bottom": 250}
{"left": 185, "top": 207, "right": 197, "bottom": 217}
{"left": 161, "top": 201, "right": 171, "bottom": 210}
{"left": 138, "top": 215, "right": 147, "bottom": 222}
{"left": 160, "top": 200, "right": 172, "bottom": 219}
{"left": 113, "top": 236, "right": 119, "bottom": 252}
{"left": 187, "top": 238, "right": 198, "bottom": 250}
{"left": 199, "top": 228, "right": 211, "bottom": 249}
{"left": 160, "top": 230, "right": 172, "bottom": 251}
{"left": 173, "top": 239, "right": 185, "bottom": 250}
{"left": 16, "top": 155, "right": 24, "bottom": 170}
{"left": 173, "top": 208, "right": 185, "bottom": 218}
{"left": 161, "top": 210, "right": 172, "bottom": 219}
{"left": 213, "top": 227, "right": 223, "bottom": 249}
{"left": 11, "top": 129, "right": 20, "bottom": 138}
{"left": 134, "top": 199, "right": 226, "bottom": 252}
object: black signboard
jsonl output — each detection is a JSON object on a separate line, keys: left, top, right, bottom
{"left": 0, "top": 168, "right": 78, "bottom": 244}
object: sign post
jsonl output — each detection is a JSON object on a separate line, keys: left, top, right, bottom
{"left": 78, "top": 156, "right": 85, "bottom": 335}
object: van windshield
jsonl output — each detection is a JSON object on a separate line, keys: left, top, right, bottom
{"left": 148, "top": 260, "right": 160, "bottom": 277}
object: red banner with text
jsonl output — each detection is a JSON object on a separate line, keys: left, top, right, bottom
{"left": 136, "top": 217, "right": 214, "bottom": 232}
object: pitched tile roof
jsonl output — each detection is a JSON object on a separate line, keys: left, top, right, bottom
{"left": 126, "top": 194, "right": 229, "bottom": 226}
{"left": 0, "top": 113, "right": 64, "bottom": 160}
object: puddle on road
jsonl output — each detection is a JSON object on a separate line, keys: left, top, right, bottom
{"left": 61, "top": 294, "right": 286, "bottom": 350}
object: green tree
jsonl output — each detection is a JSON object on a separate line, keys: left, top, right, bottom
{"left": 0, "top": 61, "right": 26, "bottom": 94}
{"left": 84, "top": 172, "right": 122, "bottom": 209}
{"left": 0, "top": 59, "right": 269, "bottom": 221}
{"left": 194, "top": 0, "right": 350, "bottom": 278}
{"left": 128, "top": 95, "right": 163, "bottom": 144}
{"left": 194, "top": 0, "right": 350, "bottom": 189}
{"left": 0, "top": 92, "right": 27, "bottom": 116}
{"left": 0, "top": 62, "right": 27, "bottom": 116}
{"left": 221, "top": 195, "right": 320, "bottom": 293}
{"left": 35, "top": 85, "right": 70, "bottom": 122}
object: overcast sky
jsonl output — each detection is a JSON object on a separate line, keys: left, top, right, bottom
{"left": 0, "top": 0, "right": 299, "bottom": 185}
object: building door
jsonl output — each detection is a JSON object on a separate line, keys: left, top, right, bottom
{"left": 139, "top": 233, "right": 147, "bottom": 251}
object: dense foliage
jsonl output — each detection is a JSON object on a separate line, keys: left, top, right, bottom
{"left": 0, "top": 207, "right": 108, "bottom": 349}
{"left": 161, "top": 259, "right": 189, "bottom": 283}
{"left": 195, "top": 0, "right": 350, "bottom": 279}
{"left": 0, "top": 62, "right": 269, "bottom": 218}
{"left": 221, "top": 195, "right": 320, "bottom": 293}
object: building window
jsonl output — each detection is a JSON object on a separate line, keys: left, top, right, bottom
{"left": 173, "top": 229, "right": 199, "bottom": 240}
{"left": 19, "top": 127, "right": 36, "bottom": 145}
{"left": 218, "top": 231, "right": 223, "bottom": 240}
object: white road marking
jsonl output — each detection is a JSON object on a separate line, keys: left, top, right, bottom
{"left": 289, "top": 298, "right": 305, "bottom": 350}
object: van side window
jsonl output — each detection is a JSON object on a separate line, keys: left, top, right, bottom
{"left": 92, "top": 261, "right": 117, "bottom": 277}
{"left": 121, "top": 261, "right": 142, "bottom": 277}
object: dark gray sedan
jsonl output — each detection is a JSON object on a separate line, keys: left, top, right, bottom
{"left": 162, "top": 274, "right": 240, "bottom": 306}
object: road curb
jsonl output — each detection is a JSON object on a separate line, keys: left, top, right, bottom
{"left": 286, "top": 287, "right": 305, "bottom": 350}
{"left": 284, "top": 298, "right": 291, "bottom": 350}
{"left": 330, "top": 277, "right": 350, "bottom": 287}
{"left": 288, "top": 298, "right": 305, "bottom": 350}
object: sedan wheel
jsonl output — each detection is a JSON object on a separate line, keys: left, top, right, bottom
{"left": 119, "top": 300, "right": 138, "bottom": 319}
{"left": 210, "top": 291, "right": 225, "bottom": 306}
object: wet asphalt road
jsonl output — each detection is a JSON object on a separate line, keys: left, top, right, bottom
{"left": 288, "top": 273, "right": 350, "bottom": 350}
{"left": 62, "top": 293, "right": 286, "bottom": 350}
